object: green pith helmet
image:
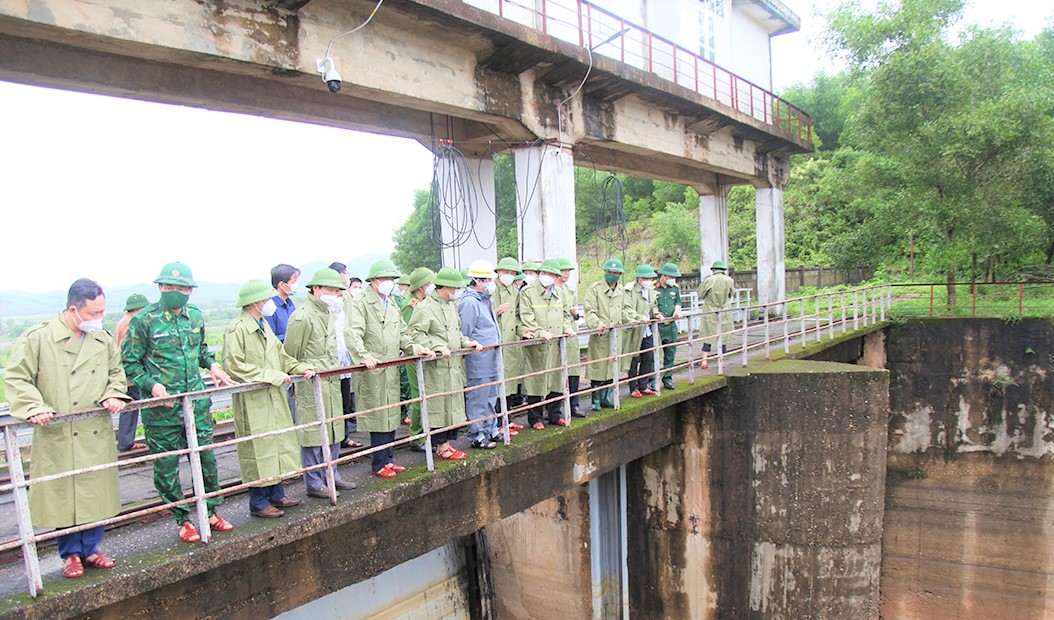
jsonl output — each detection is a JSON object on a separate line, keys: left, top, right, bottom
{"left": 396, "top": 274, "right": 410, "bottom": 286}
{"left": 521, "top": 260, "right": 540, "bottom": 272}
{"left": 634, "top": 264, "right": 658, "bottom": 279}
{"left": 460, "top": 268, "right": 471, "bottom": 286}
{"left": 154, "top": 261, "right": 198, "bottom": 287}
{"left": 658, "top": 262, "right": 682, "bottom": 277}
{"left": 366, "top": 260, "right": 400, "bottom": 281}
{"left": 539, "top": 259, "right": 562, "bottom": 276}
{"left": 434, "top": 267, "right": 464, "bottom": 289}
{"left": 556, "top": 257, "right": 576, "bottom": 271}
{"left": 123, "top": 293, "right": 149, "bottom": 312}
{"left": 711, "top": 259, "right": 728, "bottom": 270}
{"left": 514, "top": 273, "right": 524, "bottom": 281}
{"left": 236, "top": 279, "right": 275, "bottom": 307}
{"left": 408, "top": 267, "right": 435, "bottom": 293}
{"left": 602, "top": 258, "right": 625, "bottom": 274}
{"left": 496, "top": 257, "right": 522, "bottom": 273}
{"left": 306, "top": 267, "right": 347, "bottom": 290}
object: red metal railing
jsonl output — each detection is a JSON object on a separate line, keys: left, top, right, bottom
{"left": 487, "top": 0, "right": 812, "bottom": 142}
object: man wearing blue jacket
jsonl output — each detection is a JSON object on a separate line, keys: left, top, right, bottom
{"left": 459, "top": 259, "right": 503, "bottom": 449}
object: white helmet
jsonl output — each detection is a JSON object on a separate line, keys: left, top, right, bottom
{"left": 467, "top": 259, "right": 497, "bottom": 280}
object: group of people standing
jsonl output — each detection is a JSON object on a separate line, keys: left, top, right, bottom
{"left": 2, "top": 255, "right": 736, "bottom": 581}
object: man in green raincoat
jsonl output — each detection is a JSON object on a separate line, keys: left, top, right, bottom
{"left": 400, "top": 267, "right": 435, "bottom": 450}
{"left": 517, "top": 259, "right": 576, "bottom": 429}
{"left": 4, "top": 279, "right": 129, "bottom": 578}
{"left": 655, "top": 262, "right": 683, "bottom": 389}
{"left": 584, "top": 258, "right": 629, "bottom": 410}
{"left": 122, "top": 261, "right": 236, "bottom": 543}
{"left": 556, "top": 258, "right": 586, "bottom": 417}
{"left": 407, "top": 267, "right": 481, "bottom": 461}
{"left": 223, "top": 280, "right": 316, "bottom": 518}
{"left": 492, "top": 257, "right": 525, "bottom": 419}
{"left": 284, "top": 268, "right": 356, "bottom": 497}
{"left": 699, "top": 259, "right": 736, "bottom": 369}
{"left": 623, "top": 264, "right": 664, "bottom": 398}
{"left": 346, "top": 261, "right": 431, "bottom": 478}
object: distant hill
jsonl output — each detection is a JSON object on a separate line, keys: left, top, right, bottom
{"left": 0, "top": 253, "right": 391, "bottom": 319}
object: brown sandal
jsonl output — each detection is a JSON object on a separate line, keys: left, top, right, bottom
{"left": 83, "top": 552, "right": 116, "bottom": 569}
{"left": 63, "top": 555, "right": 84, "bottom": 578}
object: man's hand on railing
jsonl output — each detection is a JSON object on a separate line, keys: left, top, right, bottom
{"left": 362, "top": 356, "right": 381, "bottom": 369}
{"left": 28, "top": 411, "right": 54, "bottom": 426}
{"left": 303, "top": 369, "right": 316, "bottom": 380}
{"left": 210, "top": 363, "right": 235, "bottom": 388}
{"left": 655, "top": 312, "right": 666, "bottom": 320}
{"left": 101, "top": 398, "right": 125, "bottom": 414}
{"left": 540, "top": 331, "right": 554, "bottom": 342}
{"left": 564, "top": 328, "right": 577, "bottom": 337}
{"left": 595, "top": 323, "right": 607, "bottom": 335}
{"left": 467, "top": 340, "right": 484, "bottom": 352}
{"left": 439, "top": 349, "right": 452, "bottom": 358}
{"left": 151, "top": 383, "right": 170, "bottom": 399}
{"left": 420, "top": 348, "right": 437, "bottom": 359}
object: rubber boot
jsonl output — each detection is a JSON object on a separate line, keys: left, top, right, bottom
{"left": 599, "top": 387, "right": 615, "bottom": 409}
{"left": 592, "top": 390, "right": 602, "bottom": 412}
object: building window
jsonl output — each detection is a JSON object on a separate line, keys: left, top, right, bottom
{"left": 698, "top": 0, "right": 721, "bottom": 61}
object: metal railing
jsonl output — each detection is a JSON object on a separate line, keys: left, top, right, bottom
{"left": 0, "top": 283, "right": 892, "bottom": 596}
{"left": 888, "top": 281, "right": 1054, "bottom": 318}
{"left": 468, "top": 0, "right": 811, "bottom": 141}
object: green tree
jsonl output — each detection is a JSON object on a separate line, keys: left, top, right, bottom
{"left": 391, "top": 188, "right": 441, "bottom": 273}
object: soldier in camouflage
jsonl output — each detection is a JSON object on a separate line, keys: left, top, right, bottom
{"left": 121, "top": 262, "right": 237, "bottom": 544}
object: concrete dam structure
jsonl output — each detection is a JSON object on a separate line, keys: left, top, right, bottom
{"left": 2, "top": 317, "right": 1050, "bottom": 619}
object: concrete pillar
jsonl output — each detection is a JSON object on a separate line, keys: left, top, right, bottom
{"left": 755, "top": 187, "right": 786, "bottom": 306}
{"left": 515, "top": 144, "right": 576, "bottom": 263}
{"left": 437, "top": 155, "right": 497, "bottom": 269}
{"left": 699, "top": 190, "right": 729, "bottom": 275}
{"left": 628, "top": 360, "right": 888, "bottom": 619}
{"left": 484, "top": 487, "right": 594, "bottom": 619}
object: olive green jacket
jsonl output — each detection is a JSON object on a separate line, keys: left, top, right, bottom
{"left": 559, "top": 284, "right": 582, "bottom": 377}
{"left": 699, "top": 272, "right": 736, "bottom": 344}
{"left": 492, "top": 281, "right": 523, "bottom": 383}
{"left": 4, "top": 314, "right": 128, "bottom": 527}
{"left": 346, "top": 290, "right": 421, "bottom": 433}
{"left": 622, "top": 282, "right": 659, "bottom": 371}
{"left": 284, "top": 295, "right": 346, "bottom": 447}
{"left": 222, "top": 311, "right": 310, "bottom": 483}
{"left": 516, "top": 281, "right": 572, "bottom": 394}
{"left": 584, "top": 280, "right": 630, "bottom": 381}
{"left": 407, "top": 294, "right": 471, "bottom": 430}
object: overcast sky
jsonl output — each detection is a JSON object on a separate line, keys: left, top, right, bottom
{"left": 0, "top": 1, "right": 1050, "bottom": 293}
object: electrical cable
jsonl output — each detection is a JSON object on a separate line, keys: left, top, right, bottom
{"left": 324, "top": 0, "right": 386, "bottom": 60}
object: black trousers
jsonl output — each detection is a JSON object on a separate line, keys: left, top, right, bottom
{"left": 628, "top": 335, "right": 655, "bottom": 391}
{"left": 526, "top": 392, "right": 563, "bottom": 424}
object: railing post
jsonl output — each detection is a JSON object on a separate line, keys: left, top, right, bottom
{"left": 415, "top": 359, "right": 434, "bottom": 471}
{"left": 610, "top": 326, "right": 621, "bottom": 409}
{"left": 879, "top": 287, "right": 886, "bottom": 321}
{"left": 799, "top": 298, "right": 807, "bottom": 349}
{"left": 929, "top": 284, "right": 934, "bottom": 317}
{"left": 853, "top": 290, "right": 860, "bottom": 329}
{"left": 182, "top": 395, "right": 212, "bottom": 542}
{"left": 311, "top": 376, "right": 337, "bottom": 504}
{"left": 740, "top": 303, "right": 749, "bottom": 367}
{"left": 559, "top": 335, "right": 572, "bottom": 427}
{"left": 652, "top": 322, "right": 662, "bottom": 396}
{"left": 687, "top": 319, "right": 696, "bottom": 384}
{"left": 763, "top": 307, "right": 771, "bottom": 360}
{"left": 716, "top": 311, "right": 725, "bottom": 374}
{"left": 782, "top": 302, "right": 790, "bottom": 354}
{"left": 1019, "top": 283, "right": 1025, "bottom": 315}
{"left": 494, "top": 345, "right": 511, "bottom": 445}
{"left": 971, "top": 282, "right": 977, "bottom": 317}
{"left": 841, "top": 291, "right": 847, "bottom": 332}
{"left": 5, "top": 427, "right": 41, "bottom": 597}
{"left": 828, "top": 293, "right": 835, "bottom": 339}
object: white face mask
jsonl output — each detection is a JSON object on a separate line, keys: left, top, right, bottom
{"left": 426, "top": 284, "right": 436, "bottom": 295}
{"left": 377, "top": 280, "right": 395, "bottom": 297}
{"left": 74, "top": 307, "right": 103, "bottom": 335}
{"left": 452, "top": 289, "right": 464, "bottom": 300}
{"left": 350, "top": 287, "right": 364, "bottom": 297}
{"left": 524, "top": 274, "right": 537, "bottom": 285}
{"left": 320, "top": 294, "right": 342, "bottom": 309}
{"left": 260, "top": 299, "right": 278, "bottom": 317}
{"left": 640, "top": 280, "right": 654, "bottom": 290}
{"left": 284, "top": 282, "right": 299, "bottom": 296}
{"left": 667, "top": 278, "right": 676, "bottom": 287}
{"left": 539, "top": 274, "right": 555, "bottom": 288}
{"left": 498, "top": 273, "right": 515, "bottom": 287}
{"left": 485, "top": 281, "right": 496, "bottom": 295}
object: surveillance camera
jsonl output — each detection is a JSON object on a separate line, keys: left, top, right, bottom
{"left": 316, "top": 57, "right": 342, "bottom": 94}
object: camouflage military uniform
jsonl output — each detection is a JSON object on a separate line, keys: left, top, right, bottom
{"left": 121, "top": 302, "right": 222, "bottom": 523}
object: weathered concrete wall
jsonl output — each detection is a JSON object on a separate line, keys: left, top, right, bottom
{"left": 883, "top": 319, "right": 1054, "bottom": 618}
{"left": 485, "top": 488, "right": 593, "bottom": 619}
{"left": 628, "top": 360, "right": 889, "bottom": 619}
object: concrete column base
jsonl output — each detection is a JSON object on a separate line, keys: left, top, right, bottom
{"left": 755, "top": 187, "right": 786, "bottom": 307}
{"left": 515, "top": 144, "right": 576, "bottom": 263}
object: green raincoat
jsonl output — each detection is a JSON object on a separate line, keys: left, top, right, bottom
{"left": 407, "top": 294, "right": 471, "bottom": 430}
{"left": 699, "top": 272, "right": 736, "bottom": 345}
{"left": 222, "top": 311, "right": 311, "bottom": 484}
{"left": 621, "top": 281, "right": 659, "bottom": 372}
{"left": 492, "top": 280, "right": 523, "bottom": 384}
{"left": 584, "top": 280, "right": 629, "bottom": 382}
{"left": 3, "top": 314, "right": 128, "bottom": 528}
{"left": 283, "top": 295, "right": 346, "bottom": 447}
{"left": 560, "top": 284, "right": 582, "bottom": 378}
{"left": 346, "top": 289, "right": 421, "bottom": 433}
{"left": 516, "top": 281, "right": 572, "bottom": 394}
